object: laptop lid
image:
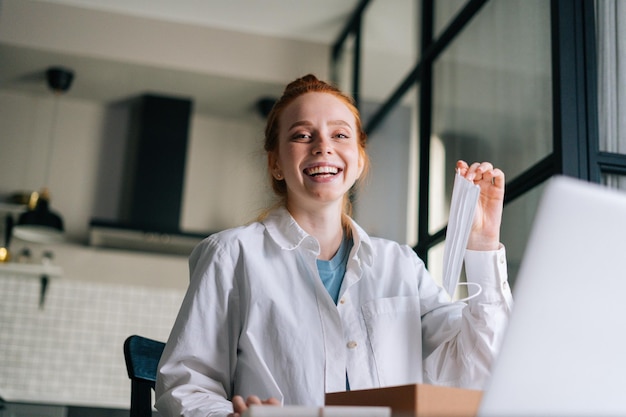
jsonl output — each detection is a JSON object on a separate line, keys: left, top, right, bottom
{"left": 478, "top": 175, "right": 626, "bottom": 417}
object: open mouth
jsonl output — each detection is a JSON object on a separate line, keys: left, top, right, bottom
{"left": 304, "top": 166, "right": 341, "bottom": 177}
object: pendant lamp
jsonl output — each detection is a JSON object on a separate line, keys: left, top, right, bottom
{"left": 12, "top": 67, "right": 74, "bottom": 244}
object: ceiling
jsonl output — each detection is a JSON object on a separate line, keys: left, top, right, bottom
{"left": 40, "top": 0, "right": 359, "bottom": 44}
{"left": 0, "top": 0, "right": 361, "bottom": 118}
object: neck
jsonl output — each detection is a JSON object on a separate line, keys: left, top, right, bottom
{"left": 287, "top": 201, "right": 345, "bottom": 260}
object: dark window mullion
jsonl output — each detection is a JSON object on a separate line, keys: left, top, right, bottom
{"left": 551, "top": 0, "right": 597, "bottom": 180}
{"left": 352, "top": 17, "right": 362, "bottom": 110}
{"left": 597, "top": 153, "right": 626, "bottom": 176}
{"left": 582, "top": 0, "right": 601, "bottom": 183}
{"left": 416, "top": 0, "right": 434, "bottom": 263}
{"left": 331, "top": 0, "right": 372, "bottom": 62}
{"left": 365, "top": 0, "right": 488, "bottom": 136}
{"left": 415, "top": 0, "right": 489, "bottom": 262}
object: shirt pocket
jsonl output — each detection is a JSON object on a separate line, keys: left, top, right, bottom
{"left": 361, "top": 296, "right": 423, "bottom": 386}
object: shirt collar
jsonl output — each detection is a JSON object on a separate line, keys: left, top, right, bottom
{"left": 346, "top": 216, "right": 374, "bottom": 267}
{"left": 263, "top": 206, "right": 311, "bottom": 251}
{"left": 262, "top": 207, "right": 374, "bottom": 267}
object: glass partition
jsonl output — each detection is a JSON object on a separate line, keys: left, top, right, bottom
{"left": 429, "top": 0, "right": 552, "bottom": 234}
{"left": 360, "top": 0, "right": 419, "bottom": 125}
{"left": 596, "top": 0, "right": 626, "bottom": 155}
{"left": 333, "top": 33, "right": 357, "bottom": 96}
{"left": 500, "top": 181, "right": 546, "bottom": 289}
{"left": 428, "top": 239, "right": 445, "bottom": 288}
{"left": 354, "top": 85, "right": 419, "bottom": 246}
{"left": 602, "top": 173, "right": 626, "bottom": 191}
{"left": 434, "top": 0, "right": 467, "bottom": 36}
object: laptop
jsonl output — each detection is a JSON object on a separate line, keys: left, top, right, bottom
{"left": 478, "top": 175, "right": 626, "bottom": 417}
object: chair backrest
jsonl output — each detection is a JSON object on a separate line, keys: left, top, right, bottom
{"left": 123, "top": 335, "right": 166, "bottom": 417}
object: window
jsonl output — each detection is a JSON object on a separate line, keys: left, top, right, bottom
{"left": 332, "top": 0, "right": 601, "bottom": 288}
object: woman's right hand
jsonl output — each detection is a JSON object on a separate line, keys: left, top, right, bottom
{"left": 456, "top": 160, "right": 505, "bottom": 251}
{"left": 229, "top": 395, "right": 281, "bottom": 417}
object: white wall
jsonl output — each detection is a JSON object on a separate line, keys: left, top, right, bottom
{"left": 0, "top": 0, "right": 332, "bottom": 408}
{"left": 0, "top": 91, "right": 107, "bottom": 243}
{"left": 0, "top": 91, "right": 270, "bottom": 245}
{"left": 181, "top": 116, "right": 272, "bottom": 233}
{"left": 0, "top": 0, "right": 329, "bottom": 289}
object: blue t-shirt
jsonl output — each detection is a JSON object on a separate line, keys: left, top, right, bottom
{"left": 316, "top": 235, "right": 353, "bottom": 304}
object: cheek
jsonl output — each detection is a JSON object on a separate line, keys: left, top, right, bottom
{"left": 348, "top": 147, "right": 363, "bottom": 173}
{"left": 276, "top": 145, "right": 301, "bottom": 173}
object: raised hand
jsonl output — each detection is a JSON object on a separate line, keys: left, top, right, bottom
{"left": 456, "top": 160, "right": 505, "bottom": 251}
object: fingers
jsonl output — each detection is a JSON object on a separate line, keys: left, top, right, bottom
{"left": 466, "top": 162, "right": 493, "bottom": 181}
{"left": 232, "top": 395, "right": 261, "bottom": 414}
{"left": 246, "top": 395, "right": 262, "bottom": 405}
{"left": 487, "top": 167, "right": 505, "bottom": 188}
{"left": 457, "top": 160, "right": 504, "bottom": 187}
{"left": 232, "top": 395, "right": 280, "bottom": 415}
{"left": 456, "top": 160, "right": 469, "bottom": 175}
{"left": 264, "top": 397, "right": 281, "bottom": 406}
{"left": 232, "top": 395, "right": 247, "bottom": 414}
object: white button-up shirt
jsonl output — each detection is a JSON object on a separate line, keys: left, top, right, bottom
{"left": 155, "top": 207, "right": 513, "bottom": 417}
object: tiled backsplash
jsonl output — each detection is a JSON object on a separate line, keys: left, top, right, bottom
{"left": 0, "top": 273, "right": 185, "bottom": 409}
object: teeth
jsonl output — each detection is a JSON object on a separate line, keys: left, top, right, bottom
{"left": 306, "top": 166, "right": 339, "bottom": 176}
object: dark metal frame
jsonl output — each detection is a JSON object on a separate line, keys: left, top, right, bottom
{"left": 331, "top": 0, "right": 612, "bottom": 266}
{"left": 331, "top": 0, "right": 371, "bottom": 109}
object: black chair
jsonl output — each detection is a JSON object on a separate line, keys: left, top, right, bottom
{"left": 123, "top": 335, "right": 166, "bottom": 417}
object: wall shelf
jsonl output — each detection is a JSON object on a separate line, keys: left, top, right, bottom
{"left": 0, "top": 262, "right": 63, "bottom": 278}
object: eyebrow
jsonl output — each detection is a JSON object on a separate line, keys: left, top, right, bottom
{"left": 287, "top": 120, "right": 353, "bottom": 130}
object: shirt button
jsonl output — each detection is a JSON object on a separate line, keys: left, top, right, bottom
{"left": 339, "top": 298, "right": 346, "bottom": 304}
{"left": 347, "top": 341, "right": 357, "bottom": 349}
{"left": 498, "top": 254, "right": 506, "bottom": 264}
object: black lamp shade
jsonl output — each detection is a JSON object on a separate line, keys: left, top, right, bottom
{"left": 14, "top": 198, "right": 64, "bottom": 243}
{"left": 46, "top": 67, "right": 74, "bottom": 93}
{"left": 11, "top": 66, "right": 73, "bottom": 244}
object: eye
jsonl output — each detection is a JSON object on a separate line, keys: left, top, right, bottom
{"left": 333, "top": 131, "right": 350, "bottom": 139}
{"left": 291, "top": 132, "right": 312, "bottom": 142}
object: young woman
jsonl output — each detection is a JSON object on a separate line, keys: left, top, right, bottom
{"left": 155, "top": 74, "right": 513, "bottom": 417}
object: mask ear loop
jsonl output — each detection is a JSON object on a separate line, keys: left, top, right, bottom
{"left": 454, "top": 282, "right": 482, "bottom": 303}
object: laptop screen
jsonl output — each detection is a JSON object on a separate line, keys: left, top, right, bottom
{"left": 478, "top": 176, "right": 626, "bottom": 417}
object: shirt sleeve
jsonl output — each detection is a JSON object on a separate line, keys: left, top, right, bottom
{"left": 155, "top": 238, "right": 237, "bottom": 417}
{"left": 421, "top": 245, "right": 513, "bottom": 389}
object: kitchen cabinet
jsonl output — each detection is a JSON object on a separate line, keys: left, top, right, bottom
{"left": 0, "top": 402, "right": 66, "bottom": 417}
{"left": 0, "top": 402, "right": 137, "bottom": 417}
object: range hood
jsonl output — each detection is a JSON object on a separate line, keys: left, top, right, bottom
{"left": 89, "top": 94, "right": 209, "bottom": 256}
{"left": 89, "top": 222, "right": 204, "bottom": 256}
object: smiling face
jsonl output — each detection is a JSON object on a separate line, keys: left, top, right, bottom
{"left": 269, "top": 92, "right": 364, "bottom": 213}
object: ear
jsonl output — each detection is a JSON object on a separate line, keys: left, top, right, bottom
{"left": 356, "top": 150, "right": 365, "bottom": 179}
{"left": 268, "top": 152, "right": 282, "bottom": 179}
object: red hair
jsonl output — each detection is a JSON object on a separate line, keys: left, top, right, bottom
{"left": 263, "top": 74, "right": 370, "bottom": 218}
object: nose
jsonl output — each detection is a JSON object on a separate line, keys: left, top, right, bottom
{"left": 311, "top": 134, "right": 333, "bottom": 155}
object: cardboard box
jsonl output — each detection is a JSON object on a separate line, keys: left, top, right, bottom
{"left": 242, "top": 405, "right": 391, "bottom": 417}
{"left": 325, "top": 384, "right": 482, "bottom": 417}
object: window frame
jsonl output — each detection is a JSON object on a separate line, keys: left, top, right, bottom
{"left": 331, "top": 0, "right": 604, "bottom": 267}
